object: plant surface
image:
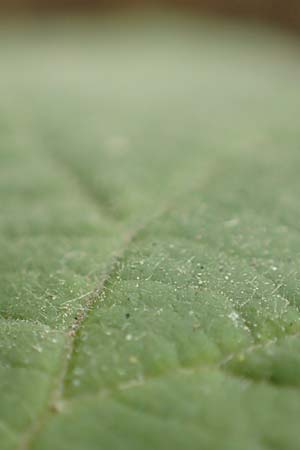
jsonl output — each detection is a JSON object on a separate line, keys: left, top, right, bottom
{"left": 1, "top": 14, "right": 300, "bottom": 450}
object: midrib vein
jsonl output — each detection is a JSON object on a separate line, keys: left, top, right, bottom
{"left": 15, "top": 160, "right": 219, "bottom": 450}
{"left": 16, "top": 225, "right": 139, "bottom": 450}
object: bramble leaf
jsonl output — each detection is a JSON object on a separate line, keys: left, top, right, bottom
{"left": 1, "top": 14, "right": 300, "bottom": 450}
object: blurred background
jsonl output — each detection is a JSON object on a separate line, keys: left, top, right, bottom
{"left": 0, "top": 0, "right": 300, "bottom": 31}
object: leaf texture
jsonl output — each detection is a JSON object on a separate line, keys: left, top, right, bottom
{"left": 1, "top": 14, "right": 300, "bottom": 450}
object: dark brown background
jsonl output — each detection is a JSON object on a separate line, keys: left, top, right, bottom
{"left": 1, "top": 0, "right": 300, "bottom": 31}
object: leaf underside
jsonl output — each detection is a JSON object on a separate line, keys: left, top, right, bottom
{"left": 1, "top": 13, "right": 300, "bottom": 450}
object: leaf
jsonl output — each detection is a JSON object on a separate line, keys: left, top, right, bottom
{"left": 1, "top": 14, "right": 300, "bottom": 450}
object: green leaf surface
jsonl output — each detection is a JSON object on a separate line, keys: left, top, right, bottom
{"left": 1, "top": 13, "right": 300, "bottom": 450}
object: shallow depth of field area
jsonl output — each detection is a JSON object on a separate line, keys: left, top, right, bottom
{"left": 1, "top": 7, "right": 300, "bottom": 450}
